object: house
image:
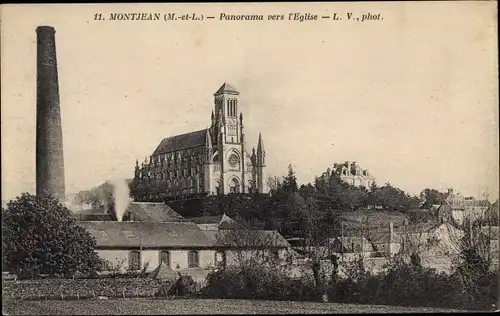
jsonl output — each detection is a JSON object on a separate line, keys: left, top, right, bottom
{"left": 437, "top": 189, "right": 490, "bottom": 225}
{"left": 330, "top": 161, "right": 376, "bottom": 188}
{"left": 480, "top": 226, "right": 499, "bottom": 269}
{"left": 330, "top": 236, "right": 373, "bottom": 253}
{"left": 338, "top": 209, "right": 410, "bottom": 228}
{"left": 186, "top": 213, "right": 245, "bottom": 230}
{"left": 366, "top": 222, "right": 402, "bottom": 256}
{"left": 484, "top": 200, "right": 499, "bottom": 225}
{"left": 205, "top": 229, "right": 292, "bottom": 265}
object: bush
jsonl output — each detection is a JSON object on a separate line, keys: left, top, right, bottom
{"left": 2, "top": 193, "right": 101, "bottom": 279}
{"left": 202, "top": 265, "right": 321, "bottom": 301}
{"left": 326, "top": 253, "right": 497, "bottom": 311}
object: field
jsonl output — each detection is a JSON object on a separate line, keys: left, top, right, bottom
{"left": 2, "top": 298, "right": 469, "bottom": 315}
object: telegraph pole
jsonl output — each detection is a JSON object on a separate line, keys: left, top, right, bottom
{"left": 341, "top": 221, "right": 344, "bottom": 262}
{"left": 139, "top": 232, "right": 143, "bottom": 270}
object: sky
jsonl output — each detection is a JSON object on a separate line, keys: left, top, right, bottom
{"left": 1, "top": 3, "right": 498, "bottom": 202}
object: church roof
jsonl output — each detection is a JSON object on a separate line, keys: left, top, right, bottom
{"left": 153, "top": 129, "right": 207, "bottom": 155}
{"left": 214, "top": 82, "right": 239, "bottom": 96}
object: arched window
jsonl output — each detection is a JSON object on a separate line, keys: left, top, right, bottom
{"left": 159, "top": 250, "right": 170, "bottom": 267}
{"left": 129, "top": 251, "right": 141, "bottom": 271}
{"left": 227, "top": 100, "right": 230, "bottom": 115}
{"left": 188, "top": 251, "right": 199, "bottom": 268}
{"left": 229, "top": 178, "right": 240, "bottom": 193}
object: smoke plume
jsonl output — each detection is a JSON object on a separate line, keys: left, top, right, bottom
{"left": 110, "top": 178, "right": 130, "bottom": 222}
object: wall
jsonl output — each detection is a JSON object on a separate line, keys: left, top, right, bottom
{"left": 97, "top": 249, "right": 216, "bottom": 272}
{"left": 2, "top": 278, "right": 166, "bottom": 300}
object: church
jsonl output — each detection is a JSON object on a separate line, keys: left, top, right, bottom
{"left": 132, "top": 83, "right": 267, "bottom": 201}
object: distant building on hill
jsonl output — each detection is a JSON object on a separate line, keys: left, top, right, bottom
{"left": 321, "top": 161, "right": 375, "bottom": 188}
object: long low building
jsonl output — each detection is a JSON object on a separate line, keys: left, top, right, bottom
{"left": 76, "top": 204, "right": 292, "bottom": 282}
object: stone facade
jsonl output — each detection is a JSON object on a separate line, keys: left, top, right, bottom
{"left": 132, "top": 83, "right": 267, "bottom": 201}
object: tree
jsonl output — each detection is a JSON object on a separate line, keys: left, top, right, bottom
{"left": 266, "top": 176, "right": 282, "bottom": 195}
{"left": 420, "top": 188, "right": 447, "bottom": 208}
{"left": 2, "top": 193, "right": 101, "bottom": 278}
{"left": 281, "top": 163, "right": 298, "bottom": 194}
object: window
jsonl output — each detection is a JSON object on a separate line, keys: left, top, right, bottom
{"left": 159, "top": 251, "right": 170, "bottom": 267}
{"left": 129, "top": 251, "right": 141, "bottom": 271}
{"left": 188, "top": 251, "right": 199, "bottom": 268}
{"left": 215, "top": 251, "right": 226, "bottom": 265}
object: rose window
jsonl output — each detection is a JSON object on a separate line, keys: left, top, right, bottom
{"left": 228, "top": 154, "right": 239, "bottom": 168}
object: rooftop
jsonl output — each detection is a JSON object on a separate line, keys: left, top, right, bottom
{"left": 124, "top": 202, "right": 186, "bottom": 223}
{"left": 153, "top": 129, "right": 207, "bottom": 155}
{"left": 79, "top": 221, "right": 215, "bottom": 248}
{"left": 214, "top": 82, "right": 239, "bottom": 96}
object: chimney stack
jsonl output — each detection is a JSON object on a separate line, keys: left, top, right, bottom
{"left": 36, "top": 26, "right": 66, "bottom": 201}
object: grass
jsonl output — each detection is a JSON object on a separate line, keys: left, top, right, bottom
{"left": 2, "top": 298, "right": 469, "bottom": 315}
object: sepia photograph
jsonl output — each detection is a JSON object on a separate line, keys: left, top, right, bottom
{"left": 1, "top": 2, "right": 498, "bottom": 315}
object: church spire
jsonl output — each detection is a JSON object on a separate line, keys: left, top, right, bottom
{"left": 205, "top": 128, "right": 213, "bottom": 164}
{"left": 257, "top": 132, "right": 265, "bottom": 153}
{"left": 257, "top": 133, "right": 266, "bottom": 167}
{"left": 205, "top": 128, "right": 212, "bottom": 150}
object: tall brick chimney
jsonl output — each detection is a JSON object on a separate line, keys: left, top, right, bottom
{"left": 36, "top": 26, "right": 66, "bottom": 201}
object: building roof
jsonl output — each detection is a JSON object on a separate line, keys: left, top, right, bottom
{"left": 367, "top": 231, "right": 402, "bottom": 244}
{"left": 187, "top": 213, "right": 246, "bottom": 230}
{"left": 188, "top": 214, "right": 225, "bottom": 225}
{"left": 150, "top": 262, "right": 179, "bottom": 280}
{"left": 123, "top": 202, "right": 186, "bottom": 222}
{"left": 79, "top": 221, "right": 216, "bottom": 248}
{"left": 339, "top": 210, "right": 409, "bottom": 227}
{"left": 396, "top": 222, "right": 440, "bottom": 234}
{"left": 153, "top": 129, "right": 207, "bottom": 155}
{"left": 204, "top": 229, "right": 290, "bottom": 248}
{"left": 214, "top": 82, "right": 239, "bottom": 96}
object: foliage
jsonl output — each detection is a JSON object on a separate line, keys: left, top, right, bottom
{"left": 171, "top": 274, "right": 198, "bottom": 296}
{"left": 2, "top": 193, "right": 101, "bottom": 279}
{"left": 202, "top": 265, "right": 321, "bottom": 301}
{"left": 420, "top": 188, "right": 447, "bottom": 209}
{"left": 326, "top": 251, "right": 497, "bottom": 311}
